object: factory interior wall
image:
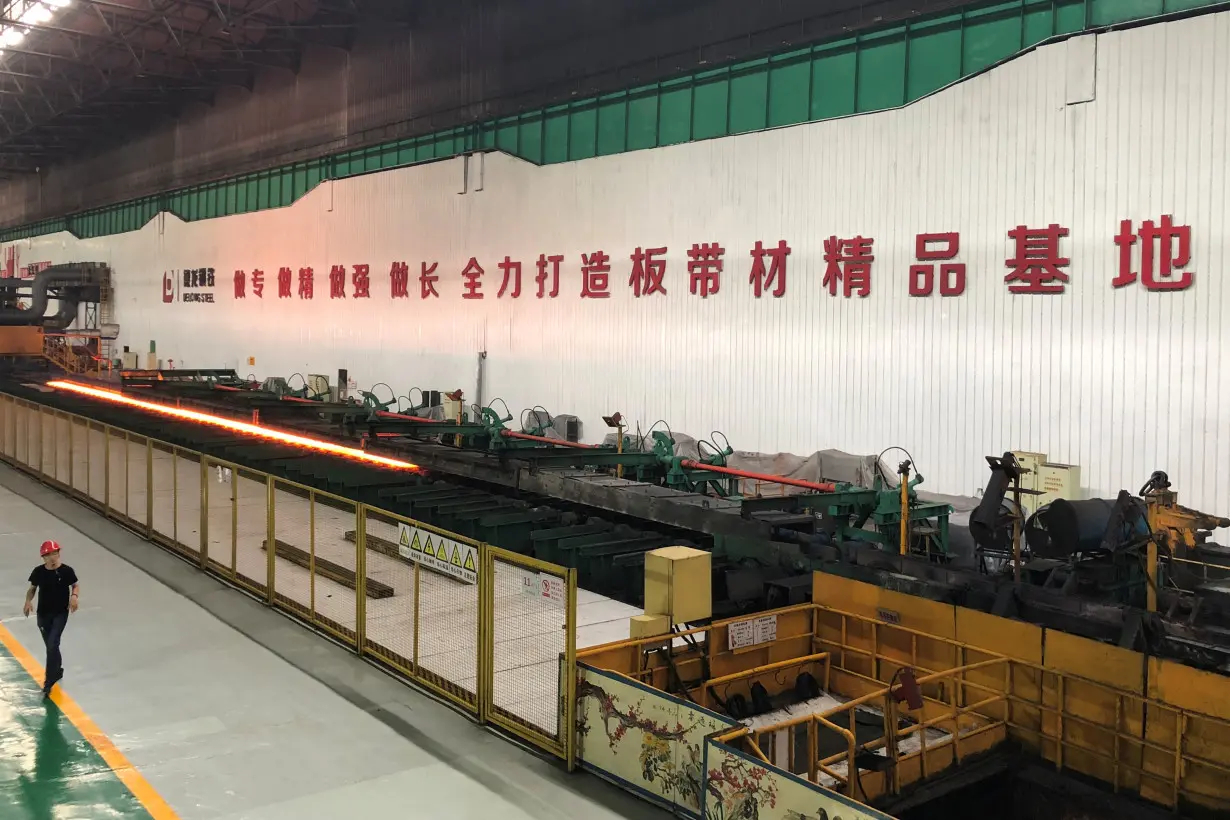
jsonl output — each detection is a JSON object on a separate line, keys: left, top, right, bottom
{"left": 8, "top": 11, "right": 1230, "bottom": 509}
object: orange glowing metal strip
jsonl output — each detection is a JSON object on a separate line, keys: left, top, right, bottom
{"left": 47, "top": 380, "right": 420, "bottom": 471}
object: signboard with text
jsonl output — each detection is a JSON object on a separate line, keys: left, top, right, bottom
{"left": 213, "top": 215, "right": 1196, "bottom": 307}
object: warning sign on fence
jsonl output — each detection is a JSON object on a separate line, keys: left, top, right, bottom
{"left": 396, "top": 522, "right": 478, "bottom": 585}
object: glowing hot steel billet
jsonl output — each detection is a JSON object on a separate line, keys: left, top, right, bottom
{"left": 46, "top": 380, "right": 421, "bottom": 472}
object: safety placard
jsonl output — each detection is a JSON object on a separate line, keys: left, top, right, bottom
{"left": 727, "top": 614, "right": 778, "bottom": 651}
{"left": 519, "top": 569, "right": 565, "bottom": 604}
{"left": 396, "top": 522, "right": 478, "bottom": 585}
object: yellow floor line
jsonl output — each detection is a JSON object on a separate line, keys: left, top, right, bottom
{"left": 0, "top": 619, "right": 181, "bottom": 820}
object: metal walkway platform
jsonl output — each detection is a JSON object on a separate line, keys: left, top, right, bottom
{"left": 0, "top": 469, "right": 661, "bottom": 820}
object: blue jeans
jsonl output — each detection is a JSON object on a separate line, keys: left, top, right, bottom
{"left": 36, "top": 611, "right": 68, "bottom": 681}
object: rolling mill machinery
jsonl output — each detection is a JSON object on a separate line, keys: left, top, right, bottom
{"left": 0, "top": 262, "right": 111, "bottom": 372}
{"left": 16, "top": 368, "right": 1230, "bottom": 674}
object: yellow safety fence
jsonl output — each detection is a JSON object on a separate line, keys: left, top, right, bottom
{"left": 579, "top": 593, "right": 1230, "bottom": 815}
{"left": 0, "top": 392, "right": 578, "bottom": 766}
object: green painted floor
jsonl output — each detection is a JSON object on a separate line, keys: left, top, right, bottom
{"left": 0, "top": 641, "right": 152, "bottom": 820}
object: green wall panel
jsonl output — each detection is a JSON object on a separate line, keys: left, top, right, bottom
{"left": 1, "top": 0, "right": 1221, "bottom": 243}
{"left": 767, "top": 51, "right": 812, "bottom": 128}
{"left": 811, "top": 43, "right": 858, "bottom": 120}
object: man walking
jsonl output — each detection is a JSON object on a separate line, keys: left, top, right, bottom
{"left": 22, "top": 540, "right": 79, "bottom": 696}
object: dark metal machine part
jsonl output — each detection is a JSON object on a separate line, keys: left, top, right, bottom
{"left": 13, "top": 374, "right": 1230, "bottom": 674}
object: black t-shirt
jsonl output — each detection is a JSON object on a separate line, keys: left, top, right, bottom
{"left": 28, "top": 564, "right": 78, "bottom": 615}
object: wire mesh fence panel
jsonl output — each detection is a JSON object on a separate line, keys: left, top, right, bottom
{"left": 174, "top": 449, "right": 203, "bottom": 557}
{"left": 399, "top": 521, "right": 481, "bottom": 709}
{"left": 270, "top": 479, "right": 316, "bottom": 623}
{"left": 107, "top": 430, "right": 129, "bottom": 519}
{"left": 304, "top": 495, "right": 359, "bottom": 648}
{"left": 149, "top": 441, "right": 178, "bottom": 546}
{"left": 202, "top": 457, "right": 239, "bottom": 578}
{"left": 54, "top": 412, "right": 71, "bottom": 486}
{"left": 233, "top": 468, "right": 270, "bottom": 597}
{"left": 0, "top": 397, "right": 11, "bottom": 459}
{"left": 125, "top": 435, "right": 150, "bottom": 528}
{"left": 39, "top": 408, "right": 54, "bottom": 477}
{"left": 14, "top": 401, "right": 28, "bottom": 467}
{"left": 24, "top": 405, "right": 39, "bottom": 472}
{"left": 70, "top": 416, "right": 90, "bottom": 496}
{"left": 489, "top": 553, "right": 569, "bottom": 749}
{"left": 360, "top": 508, "right": 423, "bottom": 688}
{"left": 87, "top": 423, "right": 107, "bottom": 506}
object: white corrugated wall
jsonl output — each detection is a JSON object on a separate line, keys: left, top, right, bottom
{"left": 10, "top": 12, "right": 1230, "bottom": 510}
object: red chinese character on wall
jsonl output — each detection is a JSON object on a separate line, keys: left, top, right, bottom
{"left": 420, "top": 262, "right": 439, "bottom": 299}
{"left": 497, "top": 257, "right": 522, "bottom": 298}
{"left": 687, "top": 243, "right": 724, "bottom": 298}
{"left": 822, "top": 236, "right": 873, "bottom": 298}
{"left": 233, "top": 270, "right": 246, "bottom": 299}
{"left": 390, "top": 262, "right": 409, "bottom": 299}
{"left": 909, "top": 233, "right": 965, "bottom": 297}
{"left": 581, "top": 251, "right": 611, "bottom": 298}
{"left": 352, "top": 264, "right": 371, "bottom": 298}
{"left": 329, "top": 265, "right": 346, "bottom": 299}
{"left": 1113, "top": 215, "right": 1193, "bottom": 291}
{"left": 1005, "top": 224, "right": 1069, "bottom": 294}
{"left": 251, "top": 269, "right": 265, "bottom": 298}
{"left": 749, "top": 240, "right": 790, "bottom": 298}
{"left": 535, "top": 254, "right": 562, "bottom": 299}
{"left": 298, "top": 267, "right": 314, "bottom": 299}
{"left": 629, "top": 246, "right": 667, "bottom": 297}
{"left": 461, "top": 257, "right": 484, "bottom": 299}
{"left": 278, "top": 267, "right": 292, "bottom": 298}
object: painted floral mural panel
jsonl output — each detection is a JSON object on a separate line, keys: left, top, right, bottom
{"left": 576, "top": 665, "right": 736, "bottom": 816}
{"left": 703, "top": 741, "right": 892, "bottom": 820}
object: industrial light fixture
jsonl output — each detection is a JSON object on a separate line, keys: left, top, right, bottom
{"left": 601, "top": 412, "right": 623, "bottom": 428}
{"left": 0, "top": 1, "right": 73, "bottom": 53}
{"left": 46, "top": 380, "right": 422, "bottom": 472}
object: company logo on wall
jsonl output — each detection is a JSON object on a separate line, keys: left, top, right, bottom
{"left": 162, "top": 268, "right": 216, "bottom": 304}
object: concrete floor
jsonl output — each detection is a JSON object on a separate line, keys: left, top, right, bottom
{"left": 0, "top": 463, "right": 666, "bottom": 820}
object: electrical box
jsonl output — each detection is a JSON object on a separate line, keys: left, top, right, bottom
{"left": 629, "top": 613, "right": 671, "bottom": 639}
{"left": 1010, "top": 450, "right": 1046, "bottom": 514}
{"left": 307, "top": 374, "right": 330, "bottom": 399}
{"left": 442, "top": 393, "right": 464, "bottom": 421}
{"left": 1011, "top": 450, "right": 1081, "bottom": 514}
{"left": 121, "top": 351, "right": 139, "bottom": 369}
{"left": 644, "top": 546, "right": 711, "bottom": 625}
{"left": 1038, "top": 462, "right": 1081, "bottom": 510}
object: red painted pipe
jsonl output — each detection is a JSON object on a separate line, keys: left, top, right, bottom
{"left": 679, "top": 459, "right": 835, "bottom": 492}
{"left": 501, "top": 430, "right": 595, "bottom": 448}
{"left": 375, "top": 409, "right": 439, "bottom": 422}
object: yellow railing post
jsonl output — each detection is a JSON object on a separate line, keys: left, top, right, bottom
{"left": 199, "top": 455, "right": 209, "bottom": 570}
{"left": 412, "top": 559, "right": 420, "bottom": 674}
{"left": 172, "top": 446, "right": 179, "bottom": 545}
{"left": 565, "top": 565, "right": 578, "bottom": 772}
{"left": 36, "top": 405, "right": 43, "bottom": 475}
{"left": 478, "top": 543, "right": 492, "bottom": 724}
{"left": 354, "top": 504, "right": 367, "bottom": 654}
{"left": 309, "top": 491, "right": 317, "bottom": 623}
{"left": 144, "top": 438, "right": 153, "bottom": 535}
{"left": 265, "top": 475, "right": 275, "bottom": 605}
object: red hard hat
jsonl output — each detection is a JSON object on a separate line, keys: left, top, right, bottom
{"left": 39, "top": 540, "right": 60, "bottom": 557}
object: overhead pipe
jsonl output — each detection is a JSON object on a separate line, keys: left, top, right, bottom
{"left": 679, "top": 459, "right": 836, "bottom": 493}
{"left": 500, "top": 430, "right": 595, "bottom": 448}
{"left": 0, "top": 263, "right": 108, "bottom": 328}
